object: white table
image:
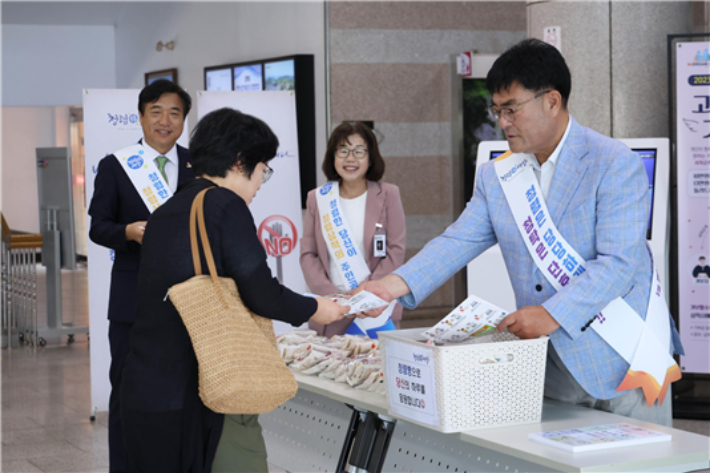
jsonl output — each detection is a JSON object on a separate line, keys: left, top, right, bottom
{"left": 261, "top": 372, "right": 710, "bottom": 473}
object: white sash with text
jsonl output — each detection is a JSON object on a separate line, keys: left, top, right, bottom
{"left": 494, "top": 151, "right": 680, "bottom": 405}
{"left": 315, "top": 181, "right": 396, "bottom": 335}
{"left": 114, "top": 144, "right": 172, "bottom": 213}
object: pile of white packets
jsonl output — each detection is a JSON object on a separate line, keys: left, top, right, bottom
{"left": 277, "top": 330, "right": 387, "bottom": 396}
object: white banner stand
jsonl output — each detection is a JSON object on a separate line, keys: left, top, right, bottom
{"left": 196, "top": 91, "right": 308, "bottom": 335}
{"left": 674, "top": 40, "right": 710, "bottom": 374}
{"left": 83, "top": 89, "right": 188, "bottom": 416}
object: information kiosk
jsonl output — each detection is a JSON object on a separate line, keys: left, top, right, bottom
{"left": 466, "top": 138, "right": 670, "bottom": 311}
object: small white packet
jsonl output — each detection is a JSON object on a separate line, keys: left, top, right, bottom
{"left": 291, "top": 350, "right": 326, "bottom": 372}
{"left": 302, "top": 355, "right": 338, "bottom": 375}
{"left": 279, "top": 343, "right": 311, "bottom": 364}
{"left": 366, "top": 372, "right": 385, "bottom": 392}
{"left": 341, "top": 291, "right": 390, "bottom": 316}
{"left": 357, "top": 370, "right": 382, "bottom": 390}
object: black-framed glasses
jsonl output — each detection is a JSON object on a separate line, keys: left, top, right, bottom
{"left": 336, "top": 148, "right": 369, "bottom": 160}
{"left": 262, "top": 164, "right": 274, "bottom": 184}
{"left": 487, "top": 90, "right": 552, "bottom": 123}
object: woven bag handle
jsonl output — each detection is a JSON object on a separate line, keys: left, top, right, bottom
{"left": 189, "top": 187, "right": 229, "bottom": 307}
{"left": 189, "top": 190, "right": 204, "bottom": 276}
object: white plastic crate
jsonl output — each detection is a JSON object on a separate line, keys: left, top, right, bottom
{"left": 379, "top": 328, "right": 548, "bottom": 433}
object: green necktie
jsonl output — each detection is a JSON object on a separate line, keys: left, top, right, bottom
{"left": 155, "top": 156, "right": 169, "bottom": 184}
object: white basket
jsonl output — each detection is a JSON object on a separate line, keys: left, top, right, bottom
{"left": 379, "top": 328, "right": 548, "bottom": 433}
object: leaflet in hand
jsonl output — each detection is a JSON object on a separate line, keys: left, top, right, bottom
{"left": 423, "top": 294, "right": 508, "bottom": 343}
{"left": 330, "top": 291, "right": 390, "bottom": 316}
{"left": 528, "top": 423, "right": 671, "bottom": 453}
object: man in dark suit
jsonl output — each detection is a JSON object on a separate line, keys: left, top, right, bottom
{"left": 88, "top": 79, "right": 194, "bottom": 473}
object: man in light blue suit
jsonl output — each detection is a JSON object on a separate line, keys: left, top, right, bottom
{"left": 363, "top": 39, "right": 682, "bottom": 425}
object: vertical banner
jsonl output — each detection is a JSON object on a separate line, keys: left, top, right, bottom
{"left": 83, "top": 89, "right": 188, "bottom": 413}
{"left": 675, "top": 42, "right": 710, "bottom": 374}
{"left": 196, "top": 91, "right": 307, "bottom": 335}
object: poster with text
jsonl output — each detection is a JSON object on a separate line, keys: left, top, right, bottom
{"left": 83, "top": 89, "right": 188, "bottom": 413}
{"left": 676, "top": 42, "right": 710, "bottom": 374}
{"left": 196, "top": 91, "right": 307, "bottom": 335}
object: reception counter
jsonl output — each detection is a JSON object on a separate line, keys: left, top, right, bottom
{"left": 261, "top": 371, "right": 710, "bottom": 473}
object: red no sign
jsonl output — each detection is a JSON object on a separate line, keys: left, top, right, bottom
{"left": 258, "top": 215, "right": 298, "bottom": 257}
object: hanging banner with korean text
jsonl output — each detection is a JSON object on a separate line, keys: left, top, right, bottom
{"left": 196, "top": 91, "right": 306, "bottom": 335}
{"left": 83, "top": 89, "right": 189, "bottom": 413}
{"left": 675, "top": 41, "right": 710, "bottom": 374}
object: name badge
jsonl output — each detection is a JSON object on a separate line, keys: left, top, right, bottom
{"left": 374, "top": 223, "right": 386, "bottom": 258}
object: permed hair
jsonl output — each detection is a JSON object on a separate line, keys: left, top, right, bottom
{"left": 189, "top": 108, "right": 279, "bottom": 178}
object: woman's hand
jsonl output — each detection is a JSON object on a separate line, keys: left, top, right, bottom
{"left": 311, "top": 298, "right": 351, "bottom": 326}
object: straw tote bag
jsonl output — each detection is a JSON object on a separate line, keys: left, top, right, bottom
{"left": 168, "top": 188, "right": 298, "bottom": 414}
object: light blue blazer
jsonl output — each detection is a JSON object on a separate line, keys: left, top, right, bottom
{"left": 395, "top": 117, "right": 682, "bottom": 400}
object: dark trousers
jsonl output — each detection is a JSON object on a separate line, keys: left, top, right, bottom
{"left": 122, "top": 404, "right": 224, "bottom": 472}
{"left": 109, "top": 321, "right": 133, "bottom": 473}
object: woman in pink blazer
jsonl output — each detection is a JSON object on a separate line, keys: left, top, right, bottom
{"left": 301, "top": 122, "right": 406, "bottom": 336}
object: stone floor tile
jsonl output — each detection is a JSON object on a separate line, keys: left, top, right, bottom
{"left": 2, "top": 439, "right": 83, "bottom": 462}
{"left": 1, "top": 459, "right": 45, "bottom": 473}
{"left": 1, "top": 416, "right": 42, "bottom": 433}
{"left": 24, "top": 448, "right": 108, "bottom": 473}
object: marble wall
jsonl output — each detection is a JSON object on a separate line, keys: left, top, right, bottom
{"left": 328, "top": 2, "right": 526, "bottom": 324}
{"left": 528, "top": 1, "right": 694, "bottom": 139}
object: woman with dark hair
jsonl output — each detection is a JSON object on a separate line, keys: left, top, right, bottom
{"left": 120, "top": 108, "right": 350, "bottom": 472}
{"left": 300, "top": 121, "right": 406, "bottom": 337}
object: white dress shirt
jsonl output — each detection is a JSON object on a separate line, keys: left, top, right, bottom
{"left": 141, "top": 140, "right": 180, "bottom": 194}
{"left": 527, "top": 117, "right": 571, "bottom": 200}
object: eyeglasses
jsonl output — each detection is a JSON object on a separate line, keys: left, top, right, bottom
{"left": 336, "top": 148, "right": 369, "bottom": 160}
{"left": 262, "top": 164, "right": 274, "bottom": 184}
{"left": 487, "top": 90, "right": 552, "bottom": 123}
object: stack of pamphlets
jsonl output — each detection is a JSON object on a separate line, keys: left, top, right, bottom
{"left": 528, "top": 423, "right": 671, "bottom": 452}
{"left": 422, "top": 294, "right": 508, "bottom": 343}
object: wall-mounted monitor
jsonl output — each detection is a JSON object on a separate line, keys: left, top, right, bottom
{"left": 233, "top": 65, "right": 263, "bottom": 91}
{"left": 635, "top": 148, "right": 658, "bottom": 239}
{"left": 205, "top": 68, "right": 232, "bottom": 91}
{"left": 264, "top": 60, "right": 295, "bottom": 91}
{"left": 204, "top": 55, "right": 315, "bottom": 208}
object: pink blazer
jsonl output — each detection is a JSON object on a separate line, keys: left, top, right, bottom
{"left": 300, "top": 180, "right": 407, "bottom": 336}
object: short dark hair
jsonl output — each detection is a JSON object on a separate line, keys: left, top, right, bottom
{"left": 322, "top": 122, "right": 385, "bottom": 182}
{"left": 486, "top": 38, "right": 571, "bottom": 107}
{"left": 138, "top": 80, "right": 192, "bottom": 118}
{"left": 189, "top": 108, "right": 278, "bottom": 178}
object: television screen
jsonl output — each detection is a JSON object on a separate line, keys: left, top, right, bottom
{"left": 265, "top": 60, "right": 295, "bottom": 91}
{"left": 206, "top": 68, "right": 232, "bottom": 91}
{"left": 204, "top": 55, "right": 315, "bottom": 208}
{"left": 233, "top": 65, "right": 263, "bottom": 91}
{"left": 488, "top": 149, "right": 657, "bottom": 239}
{"left": 632, "top": 149, "right": 657, "bottom": 239}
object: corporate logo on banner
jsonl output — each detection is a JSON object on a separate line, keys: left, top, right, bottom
{"left": 498, "top": 157, "right": 529, "bottom": 183}
{"left": 127, "top": 152, "right": 145, "bottom": 169}
{"left": 108, "top": 112, "right": 140, "bottom": 127}
{"left": 690, "top": 48, "right": 710, "bottom": 66}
